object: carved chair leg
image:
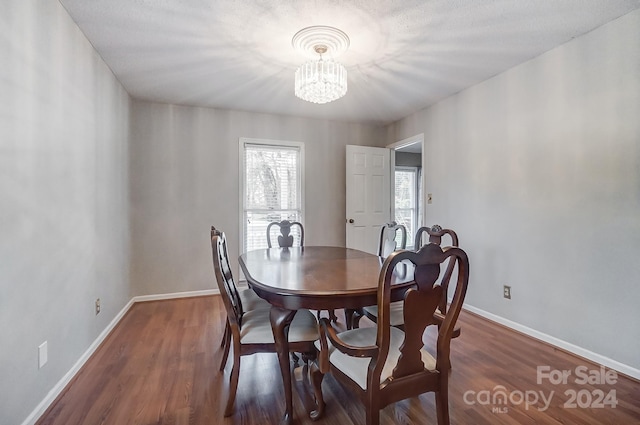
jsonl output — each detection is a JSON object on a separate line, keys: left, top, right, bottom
{"left": 224, "top": 352, "right": 241, "bottom": 417}
{"left": 301, "top": 351, "right": 316, "bottom": 365}
{"left": 220, "top": 320, "right": 230, "bottom": 348}
{"left": 365, "top": 402, "right": 380, "bottom": 425}
{"left": 329, "top": 309, "right": 338, "bottom": 322}
{"left": 317, "top": 310, "right": 338, "bottom": 322}
{"left": 309, "top": 362, "right": 326, "bottom": 421}
{"left": 219, "top": 327, "right": 231, "bottom": 371}
{"left": 348, "top": 308, "right": 364, "bottom": 330}
{"left": 452, "top": 326, "right": 461, "bottom": 338}
{"left": 435, "top": 380, "right": 450, "bottom": 425}
{"left": 344, "top": 308, "right": 355, "bottom": 330}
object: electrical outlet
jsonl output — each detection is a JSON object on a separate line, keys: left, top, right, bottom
{"left": 95, "top": 298, "right": 101, "bottom": 315}
{"left": 503, "top": 285, "right": 511, "bottom": 299}
{"left": 38, "top": 341, "right": 48, "bottom": 369}
{"left": 427, "top": 193, "right": 433, "bottom": 204}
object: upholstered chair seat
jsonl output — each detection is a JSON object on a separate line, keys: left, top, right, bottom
{"left": 361, "top": 302, "right": 406, "bottom": 328}
{"left": 362, "top": 302, "right": 457, "bottom": 337}
{"left": 240, "top": 308, "right": 318, "bottom": 345}
{"left": 219, "top": 287, "right": 270, "bottom": 368}
{"left": 238, "top": 287, "right": 270, "bottom": 312}
{"left": 314, "top": 326, "right": 435, "bottom": 390}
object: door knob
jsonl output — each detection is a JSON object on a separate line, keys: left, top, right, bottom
{"left": 348, "top": 219, "right": 354, "bottom": 224}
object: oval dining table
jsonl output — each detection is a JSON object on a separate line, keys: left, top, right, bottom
{"left": 238, "top": 246, "right": 415, "bottom": 425}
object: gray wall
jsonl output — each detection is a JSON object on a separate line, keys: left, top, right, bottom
{"left": 388, "top": 10, "right": 640, "bottom": 370}
{"left": 395, "top": 151, "right": 422, "bottom": 168}
{"left": 129, "top": 100, "right": 387, "bottom": 296}
{"left": 0, "top": 2, "right": 131, "bottom": 425}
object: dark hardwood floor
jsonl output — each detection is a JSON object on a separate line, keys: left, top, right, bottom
{"left": 37, "top": 296, "right": 640, "bottom": 425}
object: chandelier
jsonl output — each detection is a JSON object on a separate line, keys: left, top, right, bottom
{"left": 292, "top": 26, "right": 350, "bottom": 104}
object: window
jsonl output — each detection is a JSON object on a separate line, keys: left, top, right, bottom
{"left": 240, "top": 139, "right": 304, "bottom": 253}
{"left": 394, "top": 167, "right": 420, "bottom": 249}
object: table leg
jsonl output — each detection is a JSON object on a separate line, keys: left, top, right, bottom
{"left": 270, "top": 306, "right": 297, "bottom": 425}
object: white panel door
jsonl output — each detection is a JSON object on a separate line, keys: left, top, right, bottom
{"left": 346, "top": 145, "right": 391, "bottom": 254}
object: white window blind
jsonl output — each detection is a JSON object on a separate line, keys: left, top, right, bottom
{"left": 242, "top": 141, "right": 303, "bottom": 252}
{"left": 394, "top": 167, "right": 418, "bottom": 248}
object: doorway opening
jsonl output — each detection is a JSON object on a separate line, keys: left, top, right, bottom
{"left": 388, "top": 135, "right": 424, "bottom": 249}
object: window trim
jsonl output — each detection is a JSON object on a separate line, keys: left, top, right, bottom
{"left": 238, "top": 137, "right": 305, "bottom": 255}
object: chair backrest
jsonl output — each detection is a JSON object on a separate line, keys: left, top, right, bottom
{"left": 375, "top": 243, "right": 469, "bottom": 383}
{"left": 211, "top": 226, "right": 244, "bottom": 327}
{"left": 266, "top": 220, "right": 304, "bottom": 248}
{"left": 377, "top": 221, "right": 407, "bottom": 257}
{"left": 414, "top": 225, "right": 459, "bottom": 314}
{"left": 414, "top": 224, "right": 459, "bottom": 249}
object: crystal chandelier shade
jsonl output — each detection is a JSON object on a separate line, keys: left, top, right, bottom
{"left": 294, "top": 56, "right": 347, "bottom": 104}
{"left": 292, "top": 26, "right": 350, "bottom": 104}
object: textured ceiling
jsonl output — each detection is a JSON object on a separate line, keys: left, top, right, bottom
{"left": 59, "top": 0, "right": 640, "bottom": 125}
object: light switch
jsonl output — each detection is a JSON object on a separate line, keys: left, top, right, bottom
{"left": 38, "top": 341, "right": 48, "bottom": 369}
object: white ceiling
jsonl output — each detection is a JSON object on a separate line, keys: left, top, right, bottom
{"left": 59, "top": 0, "right": 640, "bottom": 125}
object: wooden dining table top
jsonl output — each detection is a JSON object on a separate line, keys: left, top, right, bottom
{"left": 239, "top": 245, "right": 415, "bottom": 311}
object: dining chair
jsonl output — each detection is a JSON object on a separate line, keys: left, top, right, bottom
{"left": 344, "top": 221, "right": 407, "bottom": 329}
{"left": 414, "top": 225, "right": 459, "bottom": 318}
{"left": 377, "top": 221, "right": 407, "bottom": 257}
{"left": 415, "top": 224, "right": 459, "bottom": 252}
{"left": 211, "top": 227, "right": 320, "bottom": 416}
{"left": 310, "top": 243, "right": 469, "bottom": 425}
{"left": 214, "top": 226, "right": 271, "bottom": 371}
{"left": 267, "top": 220, "right": 338, "bottom": 323}
{"left": 266, "top": 220, "right": 304, "bottom": 248}
{"left": 356, "top": 225, "right": 460, "bottom": 331}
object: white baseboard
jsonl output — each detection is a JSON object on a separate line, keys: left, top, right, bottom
{"left": 20, "top": 297, "right": 136, "bottom": 425}
{"left": 463, "top": 303, "right": 640, "bottom": 380}
{"left": 132, "top": 288, "right": 219, "bottom": 303}
{"left": 21, "top": 289, "right": 220, "bottom": 425}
